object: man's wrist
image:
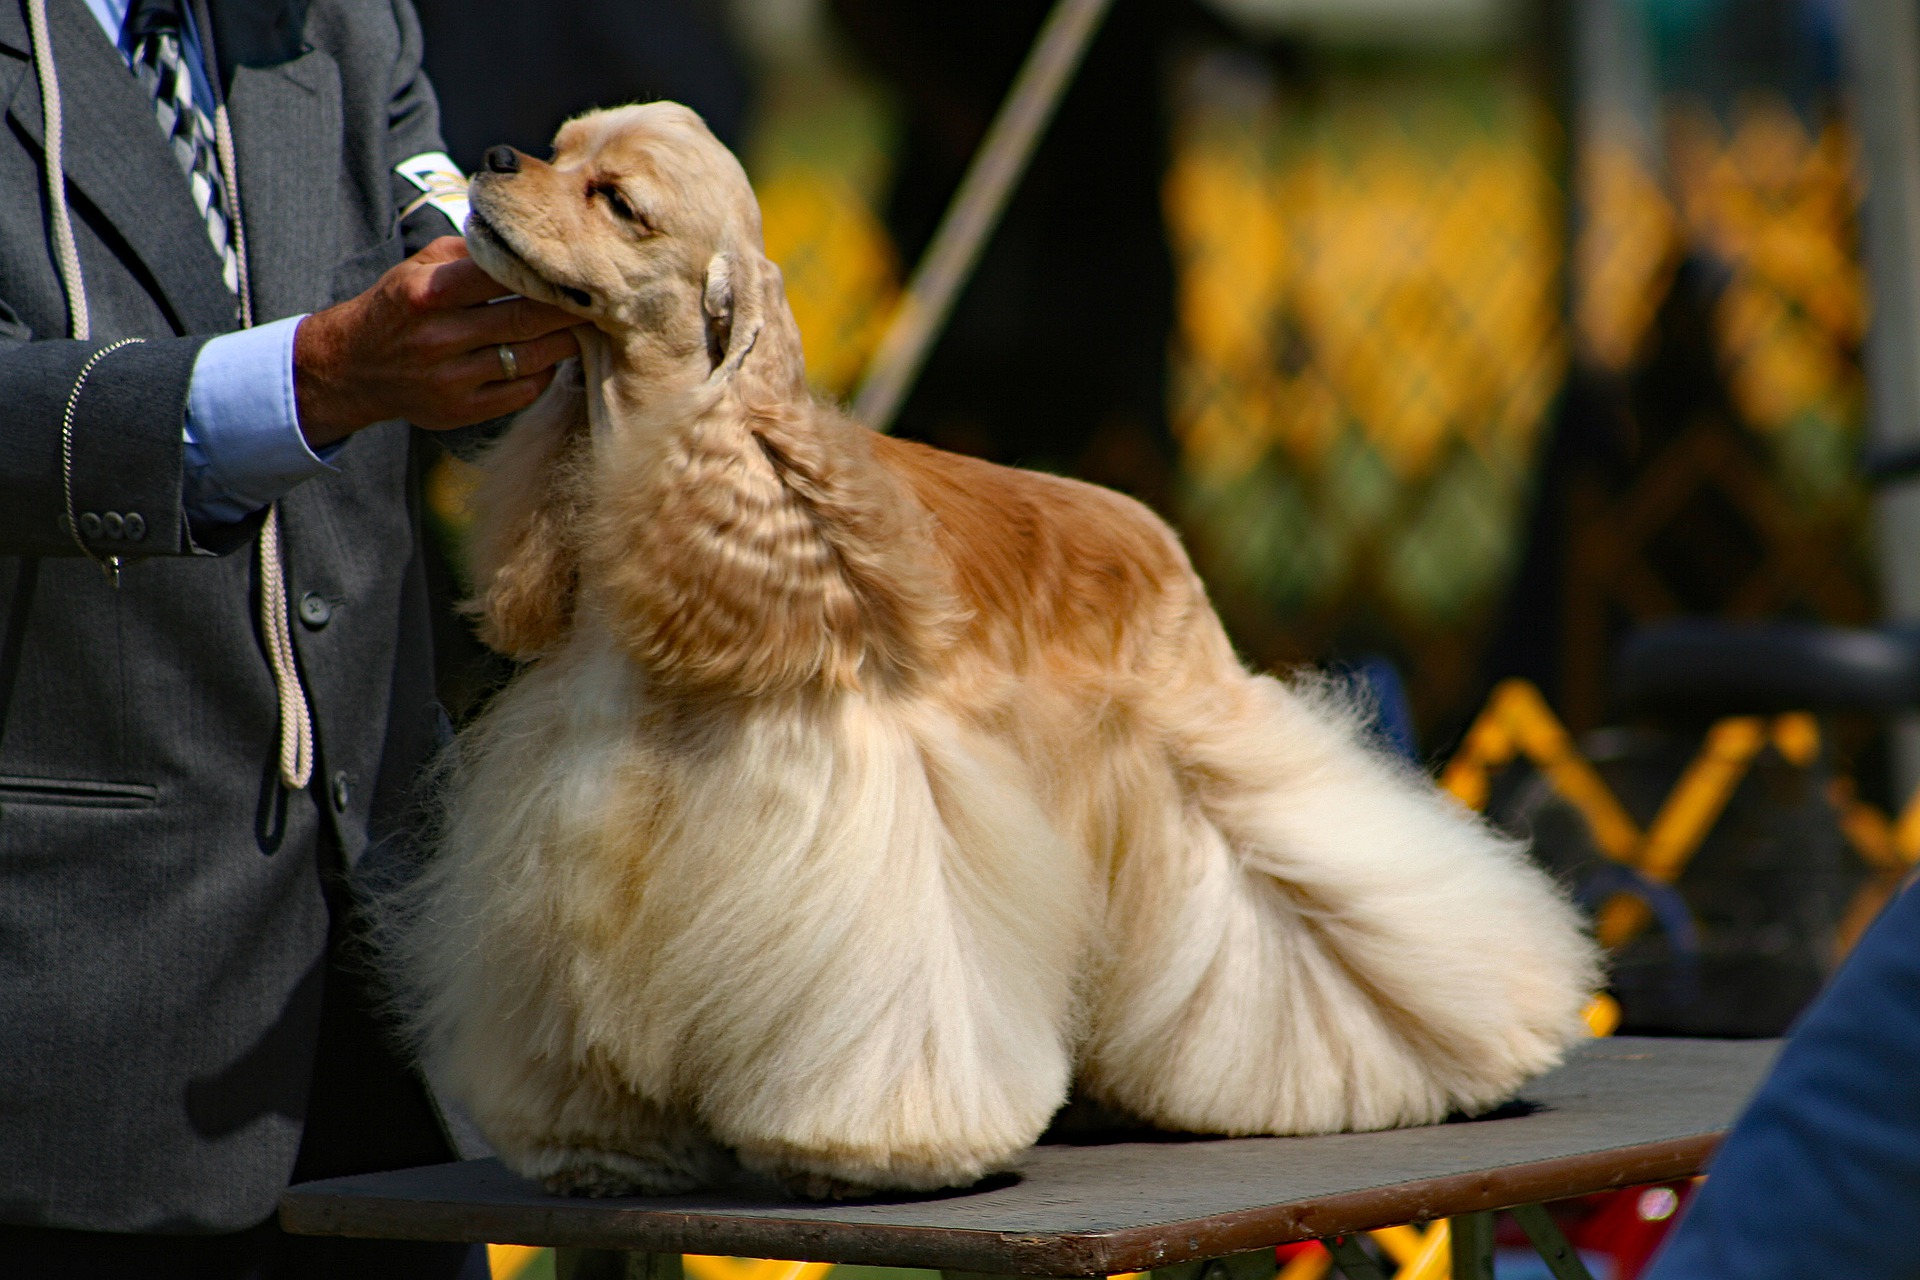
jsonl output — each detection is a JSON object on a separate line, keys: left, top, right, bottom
{"left": 183, "top": 316, "right": 338, "bottom": 524}
{"left": 293, "top": 304, "right": 374, "bottom": 448}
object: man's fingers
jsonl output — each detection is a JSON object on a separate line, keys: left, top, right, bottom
{"left": 413, "top": 235, "right": 471, "bottom": 264}
{"left": 465, "top": 295, "right": 586, "bottom": 344}
{"left": 404, "top": 236, "right": 499, "bottom": 306}
{"left": 410, "top": 365, "right": 555, "bottom": 432}
{"left": 309, "top": 236, "right": 575, "bottom": 436}
{"left": 459, "top": 329, "right": 579, "bottom": 389}
{"left": 505, "top": 329, "right": 580, "bottom": 379}
{"left": 416, "top": 255, "right": 515, "bottom": 310}
{"left": 467, "top": 366, "right": 556, "bottom": 421}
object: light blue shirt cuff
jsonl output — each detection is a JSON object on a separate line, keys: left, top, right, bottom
{"left": 183, "top": 315, "right": 339, "bottom": 525}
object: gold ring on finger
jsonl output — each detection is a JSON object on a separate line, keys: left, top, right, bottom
{"left": 497, "top": 342, "right": 519, "bottom": 381}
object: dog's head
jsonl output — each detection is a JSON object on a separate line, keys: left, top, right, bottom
{"left": 465, "top": 102, "right": 803, "bottom": 402}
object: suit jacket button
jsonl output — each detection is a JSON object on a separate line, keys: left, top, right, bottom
{"left": 101, "top": 512, "right": 124, "bottom": 539}
{"left": 79, "top": 512, "right": 103, "bottom": 539}
{"left": 331, "top": 771, "right": 351, "bottom": 813}
{"left": 298, "top": 592, "right": 332, "bottom": 629}
{"left": 123, "top": 512, "right": 146, "bottom": 542}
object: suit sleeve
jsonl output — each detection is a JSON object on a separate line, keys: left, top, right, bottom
{"left": 0, "top": 298, "right": 206, "bottom": 558}
{"left": 386, "top": 0, "right": 462, "bottom": 253}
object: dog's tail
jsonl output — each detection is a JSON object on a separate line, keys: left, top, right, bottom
{"left": 1082, "top": 671, "right": 1601, "bottom": 1134}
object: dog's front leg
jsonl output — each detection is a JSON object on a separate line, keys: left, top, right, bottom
{"left": 672, "top": 701, "right": 1089, "bottom": 1197}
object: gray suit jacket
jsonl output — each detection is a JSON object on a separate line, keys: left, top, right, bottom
{"left": 0, "top": 0, "right": 459, "bottom": 1233}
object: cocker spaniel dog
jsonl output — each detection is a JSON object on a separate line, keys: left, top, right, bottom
{"left": 396, "top": 102, "right": 1599, "bottom": 1200}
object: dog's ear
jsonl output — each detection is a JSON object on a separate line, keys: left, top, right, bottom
{"left": 702, "top": 252, "right": 734, "bottom": 372}
{"left": 701, "top": 250, "right": 759, "bottom": 384}
{"left": 701, "top": 243, "right": 806, "bottom": 400}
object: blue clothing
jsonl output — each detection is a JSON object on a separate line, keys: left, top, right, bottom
{"left": 182, "top": 316, "right": 334, "bottom": 522}
{"left": 81, "top": 0, "right": 333, "bottom": 524}
{"left": 1645, "top": 877, "right": 1920, "bottom": 1279}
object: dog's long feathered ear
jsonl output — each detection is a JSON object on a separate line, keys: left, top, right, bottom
{"left": 701, "top": 243, "right": 806, "bottom": 401}
{"left": 465, "top": 366, "right": 591, "bottom": 659}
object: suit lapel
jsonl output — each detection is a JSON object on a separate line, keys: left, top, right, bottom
{"left": 1, "top": 0, "right": 236, "bottom": 335}
{"left": 226, "top": 48, "right": 341, "bottom": 321}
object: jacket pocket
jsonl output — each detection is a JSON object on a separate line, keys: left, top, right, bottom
{"left": 0, "top": 775, "right": 157, "bottom": 809}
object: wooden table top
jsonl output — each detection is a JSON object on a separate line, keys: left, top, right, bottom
{"left": 281, "top": 1037, "right": 1775, "bottom": 1276}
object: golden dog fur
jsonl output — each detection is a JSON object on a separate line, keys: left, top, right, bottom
{"left": 396, "top": 102, "right": 1601, "bottom": 1199}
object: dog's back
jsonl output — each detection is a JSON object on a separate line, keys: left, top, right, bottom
{"left": 876, "top": 434, "right": 1213, "bottom": 679}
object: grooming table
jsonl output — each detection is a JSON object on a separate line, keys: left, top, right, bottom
{"left": 280, "top": 1037, "right": 1775, "bottom": 1280}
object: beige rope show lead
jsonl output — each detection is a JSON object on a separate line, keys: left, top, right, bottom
{"left": 26, "top": 0, "right": 87, "bottom": 343}
{"left": 28, "top": 0, "right": 314, "bottom": 790}
{"left": 255, "top": 507, "right": 313, "bottom": 788}
{"left": 212, "top": 96, "right": 312, "bottom": 791}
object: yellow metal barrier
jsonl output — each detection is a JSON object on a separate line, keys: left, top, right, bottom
{"left": 1440, "top": 681, "right": 1639, "bottom": 859}
{"left": 1442, "top": 679, "right": 1825, "bottom": 949}
{"left": 1371, "top": 1221, "right": 1451, "bottom": 1280}
{"left": 1593, "top": 715, "right": 1777, "bottom": 948}
{"left": 488, "top": 1243, "right": 546, "bottom": 1279}
{"left": 684, "top": 1259, "right": 835, "bottom": 1280}
{"left": 1827, "top": 777, "right": 1920, "bottom": 956}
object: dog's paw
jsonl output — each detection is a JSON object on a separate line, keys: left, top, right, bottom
{"left": 528, "top": 1144, "right": 722, "bottom": 1198}
{"left": 733, "top": 1137, "right": 1002, "bottom": 1199}
{"left": 776, "top": 1169, "right": 882, "bottom": 1201}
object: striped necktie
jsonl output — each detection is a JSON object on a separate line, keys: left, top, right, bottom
{"left": 124, "top": 0, "right": 239, "bottom": 301}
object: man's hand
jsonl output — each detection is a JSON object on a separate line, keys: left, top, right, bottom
{"left": 294, "top": 237, "right": 581, "bottom": 447}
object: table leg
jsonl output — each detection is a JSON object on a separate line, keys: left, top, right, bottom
{"left": 1448, "top": 1212, "right": 1495, "bottom": 1280}
{"left": 1509, "top": 1203, "right": 1597, "bottom": 1280}
{"left": 1323, "top": 1235, "right": 1389, "bottom": 1280}
{"left": 556, "top": 1249, "right": 687, "bottom": 1280}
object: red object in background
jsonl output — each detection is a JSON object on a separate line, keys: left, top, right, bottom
{"left": 1493, "top": 1183, "right": 1695, "bottom": 1279}
{"left": 1571, "top": 1183, "right": 1695, "bottom": 1279}
{"left": 1257, "top": 1182, "right": 1693, "bottom": 1279}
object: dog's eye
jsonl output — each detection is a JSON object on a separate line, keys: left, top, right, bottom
{"left": 593, "top": 183, "right": 651, "bottom": 233}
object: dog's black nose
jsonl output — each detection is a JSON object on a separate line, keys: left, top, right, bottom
{"left": 484, "top": 146, "right": 521, "bottom": 174}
